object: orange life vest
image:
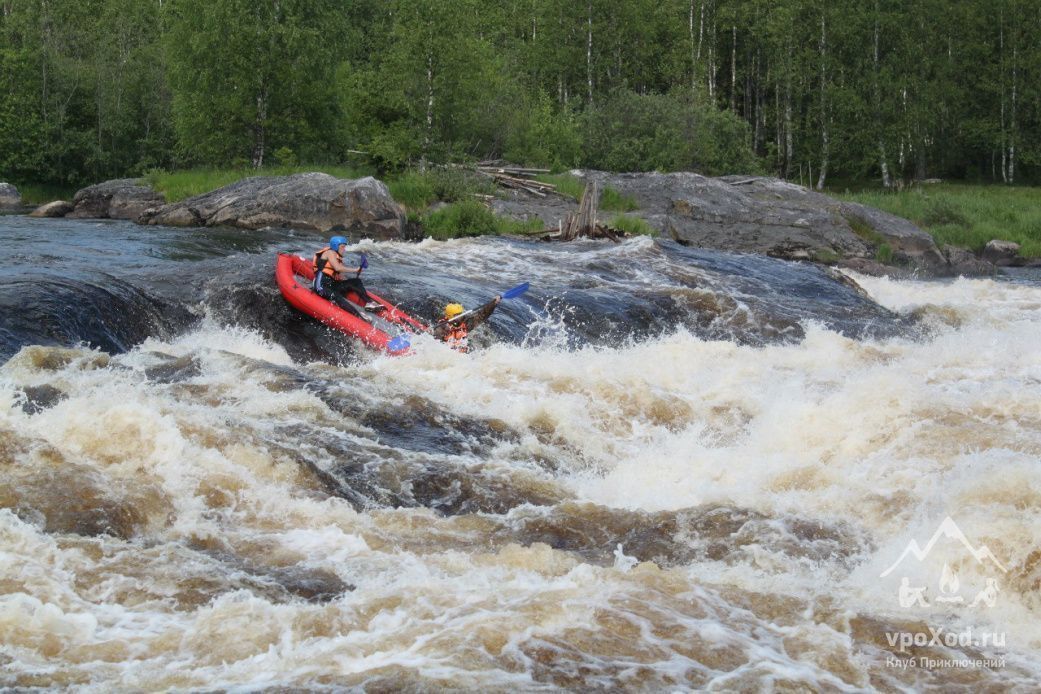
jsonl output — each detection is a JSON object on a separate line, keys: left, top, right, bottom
{"left": 312, "top": 247, "right": 341, "bottom": 278}
{"left": 445, "top": 323, "right": 469, "bottom": 353}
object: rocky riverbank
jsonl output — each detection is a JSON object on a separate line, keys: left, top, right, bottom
{"left": 0, "top": 182, "right": 21, "bottom": 209}
{"left": 492, "top": 171, "right": 998, "bottom": 277}
{"left": 26, "top": 171, "right": 1012, "bottom": 276}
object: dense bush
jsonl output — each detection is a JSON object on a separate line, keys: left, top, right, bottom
{"left": 580, "top": 89, "right": 760, "bottom": 175}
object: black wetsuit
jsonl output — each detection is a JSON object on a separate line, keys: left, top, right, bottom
{"left": 312, "top": 248, "right": 374, "bottom": 314}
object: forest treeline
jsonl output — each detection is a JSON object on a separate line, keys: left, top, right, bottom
{"left": 1, "top": 0, "right": 1039, "bottom": 188}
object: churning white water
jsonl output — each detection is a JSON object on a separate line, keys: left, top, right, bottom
{"left": 2, "top": 234, "right": 1041, "bottom": 689}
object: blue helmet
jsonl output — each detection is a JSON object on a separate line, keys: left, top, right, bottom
{"left": 329, "top": 235, "right": 348, "bottom": 251}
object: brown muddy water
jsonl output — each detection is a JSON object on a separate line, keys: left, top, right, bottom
{"left": 1, "top": 217, "right": 1039, "bottom": 690}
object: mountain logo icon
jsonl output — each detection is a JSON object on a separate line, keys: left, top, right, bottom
{"left": 880, "top": 516, "right": 1007, "bottom": 578}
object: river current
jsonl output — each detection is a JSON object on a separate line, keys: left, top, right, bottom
{"left": 1, "top": 216, "right": 1039, "bottom": 690}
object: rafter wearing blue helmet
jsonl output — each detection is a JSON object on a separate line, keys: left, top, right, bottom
{"left": 311, "top": 235, "right": 383, "bottom": 317}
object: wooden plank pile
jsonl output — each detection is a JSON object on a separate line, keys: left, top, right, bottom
{"left": 475, "top": 162, "right": 557, "bottom": 197}
{"left": 541, "top": 181, "right": 623, "bottom": 243}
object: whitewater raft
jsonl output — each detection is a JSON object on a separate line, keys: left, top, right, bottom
{"left": 275, "top": 253, "right": 427, "bottom": 356}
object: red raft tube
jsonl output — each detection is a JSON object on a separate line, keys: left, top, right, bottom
{"left": 275, "top": 253, "right": 428, "bottom": 356}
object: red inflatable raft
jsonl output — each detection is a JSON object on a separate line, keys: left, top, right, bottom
{"left": 275, "top": 253, "right": 427, "bottom": 356}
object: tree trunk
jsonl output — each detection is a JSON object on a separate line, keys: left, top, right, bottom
{"left": 784, "top": 41, "right": 793, "bottom": 178}
{"left": 873, "top": 0, "right": 891, "bottom": 188}
{"left": 689, "top": 0, "right": 701, "bottom": 91}
{"left": 730, "top": 25, "right": 737, "bottom": 111}
{"left": 816, "top": 14, "right": 828, "bottom": 190}
{"left": 251, "top": 87, "right": 268, "bottom": 168}
{"left": 1009, "top": 46, "right": 1016, "bottom": 183}
{"left": 586, "top": 0, "right": 593, "bottom": 103}
{"left": 999, "top": 11, "right": 1007, "bottom": 183}
{"left": 422, "top": 51, "right": 434, "bottom": 172}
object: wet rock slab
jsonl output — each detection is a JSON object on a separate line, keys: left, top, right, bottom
{"left": 141, "top": 172, "right": 404, "bottom": 237}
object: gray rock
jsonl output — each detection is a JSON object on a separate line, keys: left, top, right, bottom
{"left": 0, "top": 182, "right": 21, "bottom": 208}
{"left": 143, "top": 173, "right": 404, "bottom": 237}
{"left": 491, "top": 169, "right": 993, "bottom": 276}
{"left": 68, "top": 179, "right": 165, "bottom": 219}
{"left": 981, "top": 239, "right": 1020, "bottom": 266}
{"left": 29, "top": 200, "right": 75, "bottom": 218}
{"left": 943, "top": 245, "right": 999, "bottom": 276}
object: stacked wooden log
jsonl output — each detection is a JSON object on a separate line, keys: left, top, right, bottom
{"left": 475, "top": 163, "right": 557, "bottom": 197}
{"left": 540, "top": 181, "right": 623, "bottom": 243}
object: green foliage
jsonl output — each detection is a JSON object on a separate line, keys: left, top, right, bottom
{"left": 422, "top": 200, "right": 540, "bottom": 239}
{"left": 533, "top": 173, "right": 637, "bottom": 211}
{"left": 600, "top": 188, "right": 639, "bottom": 212}
{"left": 842, "top": 184, "right": 1041, "bottom": 257}
{"left": 387, "top": 168, "right": 496, "bottom": 210}
{"left": 273, "top": 147, "right": 298, "bottom": 168}
{"left": 534, "top": 174, "right": 585, "bottom": 200}
{"left": 813, "top": 248, "right": 840, "bottom": 264}
{"left": 163, "top": 0, "right": 345, "bottom": 168}
{"left": 609, "top": 214, "right": 655, "bottom": 236}
{"left": 502, "top": 91, "right": 581, "bottom": 169}
{"left": 387, "top": 172, "right": 437, "bottom": 209}
{"left": 6, "top": 0, "right": 1041, "bottom": 190}
{"left": 14, "top": 183, "right": 78, "bottom": 205}
{"left": 875, "top": 243, "right": 894, "bottom": 264}
{"left": 581, "top": 89, "right": 760, "bottom": 175}
{"left": 842, "top": 211, "right": 887, "bottom": 246}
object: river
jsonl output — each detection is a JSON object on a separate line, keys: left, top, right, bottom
{"left": 1, "top": 215, "right": 1039, "bottom": 690}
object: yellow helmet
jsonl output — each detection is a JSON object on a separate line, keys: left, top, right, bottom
{"left": 444, "top": 303, "right": 464, "bottom": 318}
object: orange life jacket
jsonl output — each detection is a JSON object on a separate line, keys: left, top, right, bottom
{"left": 445, "top": 323, "right": 469, "bottom": 353}
{"left": 312, "top": 247, "right": 341, "bottom": 278}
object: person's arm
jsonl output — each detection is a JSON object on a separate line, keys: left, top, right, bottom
{"left": 463, "top": 295, "right": 501, "bottom": 330}
{"left": 432, "top": 296, "right": 501, "bottom": 340}
{"left": 325, "top": 251, "right": 361, "bottom": 278}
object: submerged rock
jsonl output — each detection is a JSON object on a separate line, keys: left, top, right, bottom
{"left": 0, "top": 182, "right": 21, "bottom": 209}
{"left": 29, "top": 200, "right": 75, "bottom": 218}
{"left": 142, "top": 173, "right": 404, "bottom": 237}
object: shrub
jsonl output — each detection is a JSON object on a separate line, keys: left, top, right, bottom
{"left": 875, "top": 243, "right": 894, "bottom": 264}
{"left": 388, "top": 171, "right": 437, "bottom": 209}
{"left": 609, "top": 214, "right": 655, "bottom": 236}
{"left": 580, "top": 89, "right": 760, "bottom": 175}
{"left": 600, "top": 187, "right": 639, "bottom": 212}
{"left": 273, "top": 147, "right": 298, "bottom": 167}
{"left": 423, "top": 200, "right": 540, "bottom": 239}
{"left": 424, "top": 200, "right": 500, "bottom": 239}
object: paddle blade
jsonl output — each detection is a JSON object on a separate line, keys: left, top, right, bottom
{"left": 387, "top": 334, "right": 411, "bottom": 353}
{"left": 501, "top": 282, "right": 529, "bottom": 300}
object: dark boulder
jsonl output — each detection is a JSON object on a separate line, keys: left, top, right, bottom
{"left": 142, "top": 173, "right": 404, "bottom": 237}
{"left": 0, "top": 182, "right": 20, "bottom": 209}
{"left": 68, "top": 178, "right": 165, "bottom": 220}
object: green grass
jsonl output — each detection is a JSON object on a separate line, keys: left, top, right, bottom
{"left": 422, "top": 200, "right": 542, "bottom": 240}
{"left": 609, "top": 214, "right": 655, "bottom": 236}
{"left": 840, "top": 183, "right": 1041, "bottom": 258}
{"left": 144, "top": 165, "right": 373, "bottom": 203}
{"left": 11, "top": 183, "right": 78, "bottom": 205}
{"left": 387, "top": 168, "right": 497, "bottom": 211}
{"left": 535, "top": 173, "right": 585, "bottom": 200}
{"left": 534, "top": 173, "right": 639, "bottom": 211}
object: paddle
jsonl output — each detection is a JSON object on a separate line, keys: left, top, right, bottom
{"left": 500, "top": 281, "right": 530, "bottom": 300}
{"left": 387, "top": 333, "right": 411, "bottom": 352}
{"left": 439, "top": 282, "right": 530, "bottom": 329}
